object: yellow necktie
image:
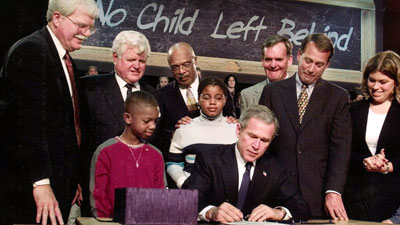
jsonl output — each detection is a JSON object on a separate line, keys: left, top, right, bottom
{"left": 186, "top": 88, "right": 198, "bottom": 111}
{"left": 298, "top": 84, "right": 308, "bottom": 124}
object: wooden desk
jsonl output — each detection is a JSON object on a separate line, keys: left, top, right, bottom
{"left": 76, "top": 217, "right": 385, "bottom": 225}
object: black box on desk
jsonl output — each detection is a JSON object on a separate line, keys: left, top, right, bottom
{"left": 114, "top": 188, "right": 198, "bottom": 225}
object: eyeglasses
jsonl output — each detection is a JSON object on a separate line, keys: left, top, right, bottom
{"left": 170, "top": 61, "right": 193, "bottom": 73}
{"left": 64, "top": 16, "right": 96, "bottom": 34}
{"left": 200, "top": 94, "right": 225, "bottom": 102}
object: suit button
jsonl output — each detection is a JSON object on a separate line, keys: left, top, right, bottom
{"left": 297, "top": 149, "right": 302, "bottom": 154}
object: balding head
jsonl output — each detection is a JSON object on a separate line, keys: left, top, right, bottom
{"left": 167, "top": 42, "right": 198, "bottom": 88}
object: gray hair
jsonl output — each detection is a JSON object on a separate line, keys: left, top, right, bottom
{"left": 167, "top": 42, "right": 196, "bottom": 64}
{"left": 239, "top": 105, "right": 279, "bottom": 138}
{"left": 46, "top": 0, "right": 99, "bottom": 22}
{"left": 112, "top": 31, "right": 151, "bottom": 59}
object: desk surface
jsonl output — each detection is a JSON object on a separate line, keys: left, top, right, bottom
{"left": 75, "top": 217, "right": 385, "bottom": 225}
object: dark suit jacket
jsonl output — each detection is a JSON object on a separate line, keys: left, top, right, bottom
{"left": 80, "top": 73, "right": 157, "bottom": 151}
{"left": 344, "top": 99, "right": 400, "bottom": 221}
{"left": 259, "top": 74, "right": 351, "bottom": 218}
{"left": 79, "top": 73, "right": 157, "bottom": 215}
{"left": 154, "top": 80, "right": 200, "bottom": 156}
{"left": 0, "top": 27, "right": 78, "bottom": 221}
{"left": 182, "top": 143, "right": 310, "bottom": 220}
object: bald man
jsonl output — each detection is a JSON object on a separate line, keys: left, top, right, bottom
{"left": 154, "top": 42, "right": 201, "bottom": 158}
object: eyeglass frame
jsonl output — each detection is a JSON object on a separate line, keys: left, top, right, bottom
{"left": 64, "top": 15, "right": 96, "bottom": 35}
{"left": 169, "top": 59, "right": 195, "bottom": 74}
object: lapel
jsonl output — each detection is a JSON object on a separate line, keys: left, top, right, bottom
{"left": 245, "top": 156, "right": 270, "bottom": 208}
{"left": 167, "top": 81, "right": 190, "bottom": 114}
{"left": 299, "top": 78, "right": 328, "bottom": 132}
{"left": 353, "top": 101, "right": 371, "bottom": 155}
{"left": 139, "top": 79, "right": 148, "bottom": 92}
{"left": 377, "top": 100, "right": 400, "bottom": 151}
{"left": 220, "top": 144, "right": 239, "bottom": 205}
{"left": 100, "top": 74, "right": 125, "bottom": 126}
{"left": 279, "top": 76, "right": 300, "bottom": 133}
{"left": 41, "top": 27, "right": 73, "bottom": 111}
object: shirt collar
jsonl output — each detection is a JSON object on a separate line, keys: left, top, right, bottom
{"left": 235, "top": 143, "right": 256, "bottom": 168}
{"left": 47, "top": 25, "right": 66, "bottom": 60}
{"left": 295, "top": 73, "right": 315, "bottom": 89}
{"left": 179, "top": 75, "right": 199, "bottom": 91}
{"left": 114, "top": 72, "right": 139, "bottom": 90}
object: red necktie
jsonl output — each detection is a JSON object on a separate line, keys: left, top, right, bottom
{"left": 64, "top": 53, "right": 81, "bottom": 146}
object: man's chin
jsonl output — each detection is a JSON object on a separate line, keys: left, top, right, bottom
{"left": 267, "top": 73, "right": 284, "bottom": 82}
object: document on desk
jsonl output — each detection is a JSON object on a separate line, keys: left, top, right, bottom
{"left": 226, "top": 222, "right": 286, "bottom": 225}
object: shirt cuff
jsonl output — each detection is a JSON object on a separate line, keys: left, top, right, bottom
{"left": 33, "top": 178, "right": 50, "bottom": 187}
{"left": 325, "top": 190, "right": 341, "bottom": 196}
{"left": 199, "top": 205, "right": 216, "bottom": 221}
{"left": 275, "top": 206, "right": 292, "bottom": 220}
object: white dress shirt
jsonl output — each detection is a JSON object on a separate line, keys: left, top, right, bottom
{"left": 114, "top": 73, "right": 140, "bottom": 101}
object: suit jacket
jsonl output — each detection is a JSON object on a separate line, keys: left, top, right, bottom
{"left": 240, "top": 80, "right": 268, "bottom": 112}
{"left": 154, "top": 80, "right": 200, "bottom": 156}
{"left": 259, "top": 74, "right": 351, "bottom": 218}
{"left": 0, "top": 27, "right": 78, "bottom": 220}
{"left": 182, "top": 143, "right": 310, "bottom": 220}
{"left": 344, "top": 99, "right": 400, "bottom": 221}
{"left": 79, "top": 73, "right": 157, "bottom": 215}
{"left": 80, "top": 73, "right": 157, "bottom": 151}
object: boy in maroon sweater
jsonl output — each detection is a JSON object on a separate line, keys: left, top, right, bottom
{"left": 90, "top": 91, "right": 166, "bottom": 218}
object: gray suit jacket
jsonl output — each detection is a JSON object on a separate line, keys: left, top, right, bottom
{"left": 240, "top": 80, "right": 268, "bottom": 112}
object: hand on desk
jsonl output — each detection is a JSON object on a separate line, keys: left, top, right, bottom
{"left": 325, "top": 193, "right": 348, "bottom": 221}
{"left": 206, "top": 202, "right": 243, "bottom": 222}
{"left": 33, "top": 184, "right": 64, "bottom": 225}
{"left": 248, "top": 204, "right": 286, "bottom": 222}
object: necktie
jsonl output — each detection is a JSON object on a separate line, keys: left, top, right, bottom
{"left": 125, "top": 83, "right": 136, "bottom": 100}
{"left": 298, "top": 84, "right": 309, "bottom": 124}
{"left": 237, "top": 162, "right": 253, "bottom": 210}
{"left": 64, "top": 53, "right": 81, "bottom": 146}
{"left": 186, "top": 87, "right": 198, "bottom": 111}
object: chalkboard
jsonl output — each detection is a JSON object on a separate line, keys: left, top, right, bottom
{"left": 86, "top": 0, "right": 361, "bottom": 70}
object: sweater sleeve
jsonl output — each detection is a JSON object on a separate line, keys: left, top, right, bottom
{"left": 166, "top": 128, "right": 188, "bottom": 188}
{"left": 92, "top": 150, "right": 113, "bottom": 218}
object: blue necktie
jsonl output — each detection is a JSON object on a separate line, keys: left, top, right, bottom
{"left": 237, "top": 162, "right": 253, "bottom": 210}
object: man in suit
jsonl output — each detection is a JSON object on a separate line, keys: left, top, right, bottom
{"left": 259, "top": 33, "right": 351, "bottom": 220}
{"left": 183, "top": 105, "right": 310, "bottom": 223}
{"left": 240, "top": 35, "right": 293, "bottom": 112}
{"left": 155, "top": 42, "right": 201, "bottom": 156}
{"left": 80, "top": 30, "right": 157, "bottom": 215}
{"left": 0, "top": 0, "right": 99, "bottom": 224}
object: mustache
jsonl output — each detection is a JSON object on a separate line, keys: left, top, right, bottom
{"left": 75, "top": 34, "right": 88, "bottom": 40}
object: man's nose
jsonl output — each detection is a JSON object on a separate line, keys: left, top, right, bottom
{"left": 252, "top": 138, "right": 260, "bottom": 149}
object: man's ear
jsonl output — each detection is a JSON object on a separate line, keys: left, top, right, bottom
{"left": 112, "top": 52, "right": 119, "bottom": 65}
{"left": 287, "top": 55, "right": 293, "bottom": 66}
{"left": 123, "top": 112, "right": 132, "bottom": 125}
{"left": 236, "top": 123, "right": 241, "bottom": 138}
{"left": 52, "top": 11, "right": 62, "bottom": 27}
{"left": 297, "top": 50, "right": 302, "bottom": 61}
